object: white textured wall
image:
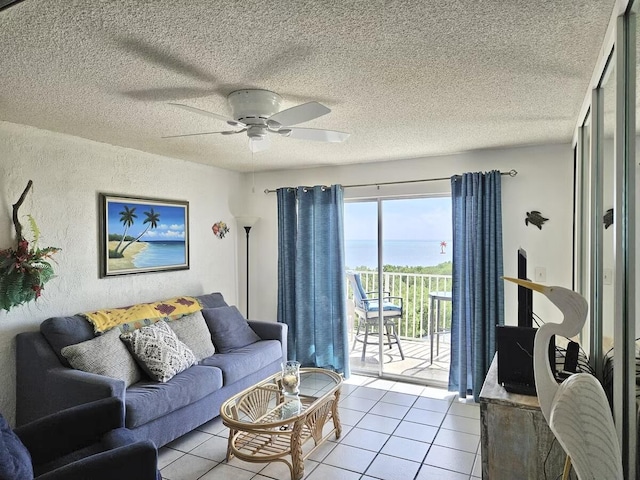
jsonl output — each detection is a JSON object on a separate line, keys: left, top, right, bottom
{"left": 0, "top": 123, "right": 576, "bottom": 424}
{"left": 0, "top": 121, "right": 241, "bottom": 425}
{"left": 239, "top": 143, "right": 575, "bottom": 330}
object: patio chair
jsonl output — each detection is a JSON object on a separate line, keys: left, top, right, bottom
{"left": 347, "top": 273, "right": 405, "bottom": 361}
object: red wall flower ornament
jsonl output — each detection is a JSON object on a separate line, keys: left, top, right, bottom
{"left": 212, "top": 221, "right": 230, "bottom": 239}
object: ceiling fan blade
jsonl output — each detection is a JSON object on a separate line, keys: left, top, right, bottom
{"left": 282, "top": 127, "right": 350, "bottom": 143}
{"left": 169, "top": 103, "right": 245, "bottom": 128}
{"left": 162, "top": 129, "right": 244, "bottom": 139}
{"left": 267, "top": 102, "right": 331, "bottom": 128}
{"left": 249, "top": 135, "right": 271, "bottom": 153}
{"left": 221, "top": 128, "right": 247, "bottom": 135}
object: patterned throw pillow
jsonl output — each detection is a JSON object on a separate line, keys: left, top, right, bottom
{"left": 120, "top": 320, "right": 196, "bottom": 382}
{"left": 61, "top": 328, "right": 142, "bottom": 387}
{"left": 83, "top": 296, "right": 202, "bottom": 333}
{"left": 166, "top": 311, "right": 215, "bottom": 362}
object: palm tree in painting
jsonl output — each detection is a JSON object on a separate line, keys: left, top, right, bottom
{"left": 115, "top": 206, "right": 137, "bottom": 253}
{"left": 119, "top": 208, "right": 161, "bottom": 254}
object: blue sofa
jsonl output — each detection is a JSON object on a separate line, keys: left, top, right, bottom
{"left": 16, "top": 293, "right": 287, "bottom": 448}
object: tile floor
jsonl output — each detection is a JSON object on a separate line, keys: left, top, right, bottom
{"left": 159, "top": 375, "right": 482, "bottom": 480}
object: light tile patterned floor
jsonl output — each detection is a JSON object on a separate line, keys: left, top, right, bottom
{"left": 159, "top": 375, "right": 482, "bottom": 480}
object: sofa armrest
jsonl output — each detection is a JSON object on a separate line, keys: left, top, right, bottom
{"left": 17, "top": 332, "right": 125, "bottom": 426}
{"left": 248, "top": 320, "right": 288, "bottom": 362}
{"left": 36, "top": 440, "right": 159, "bottom": 480}
{"left": 15, "top": 397, "right": 124, "bottom": 464}
{"left": 50, "top": 367, "right": 125, "bottom": 402}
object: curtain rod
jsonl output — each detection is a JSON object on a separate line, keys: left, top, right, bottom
{"left": 263, "top": 169, "right": 518, "bottom": 194}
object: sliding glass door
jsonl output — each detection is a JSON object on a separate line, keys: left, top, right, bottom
{"left": 344, "top": 196, "right": 452, "bottom": 386}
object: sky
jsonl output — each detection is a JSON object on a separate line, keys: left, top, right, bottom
{"left": 107, "top": 200, "right": 186, "bottom": 241}
{"left": 344, "top": 197, "right": 452, "bottom": 242}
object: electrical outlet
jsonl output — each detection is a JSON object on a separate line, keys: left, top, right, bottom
{"left": 604, "top": 268, "right": 613, "bottom": 285}
{"left": 535, "top": 267, "right": 546, "bottom": 282}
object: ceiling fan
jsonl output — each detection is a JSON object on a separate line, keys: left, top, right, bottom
{"left": 164, "top": 89, "right": 350, "bottom": 152}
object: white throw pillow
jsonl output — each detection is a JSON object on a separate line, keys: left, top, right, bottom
{"left": 167, "top": 310, "right": 215, "bottom": 362}
{"left": 61, "top": 328, "right": 142, "bottom": 387}
{"left": 120, "top": 320, "right": 196, "bottom": 382}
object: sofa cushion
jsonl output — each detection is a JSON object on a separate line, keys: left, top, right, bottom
{"left": 120, "top": 320, "right": 196, "bottom": 382}
{"left": 200, "top": 340, "right": 282, "bottom": 385}
{"left": 202, "top": 306, "right": 261, "bottom": 354}
{"left": 196, "top": 292, "right": 228, "bottom": 309}
{"left": 125, "top": 365, "right": 223, "bottom": 428}
{"left": 0, "top": 414, "right": 33, "bottom": 480}
{"left": 167, "top": 311, "right": 215, "bottom": 362}
{"left": 61, "top": 328, "right": 143, "bottom": 387}
{"left": 83, "top": 296, "right": 203, "bottom": 333}
{"left": 40, "top": 315, "right": 95, "bottom": 367}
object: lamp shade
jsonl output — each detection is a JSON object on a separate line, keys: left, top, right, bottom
{"left": 236, "top": 216, "right": 260, "bottom": 228}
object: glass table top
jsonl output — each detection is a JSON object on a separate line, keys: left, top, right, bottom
{"left": 220, "top": 368, "right": 342, "bottom": 428}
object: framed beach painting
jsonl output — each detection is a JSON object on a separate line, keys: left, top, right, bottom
{"left": 100, "top": 194, "right": 189, "bottom": 277}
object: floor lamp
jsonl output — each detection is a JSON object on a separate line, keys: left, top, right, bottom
{"left": 236, "top": 216, "right": 259, "bottom": 318}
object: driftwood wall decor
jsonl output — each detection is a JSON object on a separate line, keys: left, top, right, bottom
{"left": 0, "top": 181, "right": 60, "bottom": 312}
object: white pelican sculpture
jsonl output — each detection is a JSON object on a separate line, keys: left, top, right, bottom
{"left": 503, "top": 277, "right": 623, "bottom": 480}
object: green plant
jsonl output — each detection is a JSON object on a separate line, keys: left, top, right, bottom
{"left": 0, "top": 181, "right": 60, "bottom": 312}
{"left": 0, "top": 238, "right": 59, "bottom": 311}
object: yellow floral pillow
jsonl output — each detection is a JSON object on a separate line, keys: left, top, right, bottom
{"left": 83, "top": 296, "right": 202, "bottom": 333}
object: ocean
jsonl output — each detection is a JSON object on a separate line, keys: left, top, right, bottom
{"left": 133, "top": 241, "right": 186, "bottom": 268}
{"left": 345, "top": 239, "right": 452, "bottom": 269}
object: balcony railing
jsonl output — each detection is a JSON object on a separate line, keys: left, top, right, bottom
{"left": 348, "top": 270, "right": 453, "bottom": 341}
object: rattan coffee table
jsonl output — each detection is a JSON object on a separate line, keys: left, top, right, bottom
{"left": 220, "top": 368, "right": 343, "bottom": 480}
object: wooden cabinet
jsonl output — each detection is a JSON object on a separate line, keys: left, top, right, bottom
{"left": 479, "top": 356, "right": 576, "bottom": 479}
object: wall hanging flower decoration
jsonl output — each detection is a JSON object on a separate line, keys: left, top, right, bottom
{"left": 212, "top": 221, "right": 229, "bottom": 239}
{"left": 0, "top": 180, "right": 60, "bottom": 312}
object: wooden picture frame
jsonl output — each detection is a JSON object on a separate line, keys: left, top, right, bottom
{"left": 100, "top": 194, "right": 189, "bottom": 277}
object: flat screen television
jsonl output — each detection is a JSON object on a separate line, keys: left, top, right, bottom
{"left": 517, "top": 248, "right": 533, "bottom": 328}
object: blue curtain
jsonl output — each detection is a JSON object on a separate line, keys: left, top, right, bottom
{"left": 277, "top": 185, "right": 350, "bottom": 377}
{"left": 449, "top": 171, "right": 504, "bottom": 401}
{"left": 277, "top": 187, "right": 297, "bottom": 355}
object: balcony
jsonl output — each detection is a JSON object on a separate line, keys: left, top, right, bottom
{"left": 347, "top": 270, "right": 452, "bottom": 385}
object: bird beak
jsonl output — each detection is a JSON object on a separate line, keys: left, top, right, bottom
{"left": 502, "top": 276, "right": 547, "bottom": 293}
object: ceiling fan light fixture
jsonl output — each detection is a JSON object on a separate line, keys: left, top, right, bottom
{"left": 249, "top": 135, "right": 271, "bottom": 153}
{"left": 247, "top": 125, "right": 268, "bottom": 139}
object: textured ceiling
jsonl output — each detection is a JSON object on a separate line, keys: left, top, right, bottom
{"left": 0, "top": 1, "right": 613, "bottom": 172}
